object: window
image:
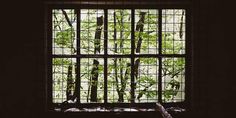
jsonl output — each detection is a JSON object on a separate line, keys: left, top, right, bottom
{"left": 46, "top": 2, "right": 190, "bottom": 111}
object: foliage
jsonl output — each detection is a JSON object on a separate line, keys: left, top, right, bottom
{"left": 55, "top": 28, "right": 75, "bottom": 48}
{"left": 52, "top": 9, "right": 186, "bottom": 103}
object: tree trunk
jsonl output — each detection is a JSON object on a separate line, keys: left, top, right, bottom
{"left": 179, "top": 10, "right": 185, "bottom": 39}
{"left": 90, "top": 16, "right": 103, "bottom": 102}
{"left": 66, "top": 65, "right": 73, "bottom": 101}
{"left": 113, "top": 11, "right": 121, "bottom": 102}
{"left": 134, "top": 59, "right": 140, "bottom": 86}
{"left": 117, "top": 11, "right": 126, "bottom": 102}
{"left": 118, "top": 58, "right": 124, "bottom": 102}
{"left": 94, "top": 16, "right": 103, "bottom": 54}
{"left": 72, "top": 64, "right": 78, "bottom": 101}
{"left": 119, "top": 63, "right": 131, "bottom": 102}
{"left": 90, "top": 59, "right": 100, "bottom": 102}
{"left": 134, "top": 12, "right": 146, "bottom": 99}
{"left": 135, "top": 12, "right": 146, "bottom": 53}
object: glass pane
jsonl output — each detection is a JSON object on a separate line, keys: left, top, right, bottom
{"left": 108, "top": 9, "right": 131, "bottom": 54}
{"left": 50, "top": 8, "right": 187, "bottom": 105}
{"left": 80, "top": 58, "right": 104, "bottom": 103}
{"left": 135, "top": 9, "right": 159, "bottom": 54}
{"left": 162, "top": 58, "right": 185, "bottom": 103}
{"left": 162, "top": 9, "right": 186, "bottom": 54}
{"left": 134, "top": 58, "right": 159, "bottom": 102}
{"left": 52, "top": 58, "right": 76, "bottom": 103}
{"left": 80, "top": 9, "right": 104, "bottom": 54}
{"left": 107, "top": 58, "right": 131, "bottom": 103}
{"left": 52, "top": 9, "right": 77, "bottom": 55}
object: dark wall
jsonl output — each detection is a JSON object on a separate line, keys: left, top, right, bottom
{"left": 192, "top": 0, "right": 236, "bottom": 117}
{"left": 1, "top": 0, "right": 235, "bottom": 118}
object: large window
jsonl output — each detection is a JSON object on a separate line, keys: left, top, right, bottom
{"left": 46, "top": 4, "right": 189, "bottom": 110}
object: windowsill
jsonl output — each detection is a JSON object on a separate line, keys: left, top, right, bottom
{"left": 49, "top": 107, "right": 166, "bottom": 118}
{"left": 50, "top": 103, "right": 187, "bottom": 118}
{"left": 55, "top": 107, "right": 157, "bottom": 112}
{"left": 52, "top": 104, "right": 186, "bottom": 115}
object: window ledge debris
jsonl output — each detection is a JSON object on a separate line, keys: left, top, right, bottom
{"left": 54, "top": 103, "right": 185, "bottom": 118}
{"left": 58, "top": 107, "right": 156, "bottom": 112}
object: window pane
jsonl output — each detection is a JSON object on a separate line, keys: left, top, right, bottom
{"left": 134, "top": 58, "right": 159, "bottom": 102}
{"left": 135, "top": 9, "right": 159, "bottom": 54}
{"left": 108, "top": 9, "right": 131, "bottom": 54}
{"left": 107, "top": 58, "right": 131, "bottom": 103}
{"left": 50, "top": 8, "right": 187, "bottom": 106}
{"left": 80, "top": 9, "right": 104, "bottom": 54}
{"left": 80, "top": 58, "right": 104, "bottom": 103}
{"left": 52, "top": 9, "right": 77, "bottom": 55}
{"left": 162, "top": 9, "right": 185, "bottom": 54}
{"left": 162, "top": 58, "right": 185, "bottom": 103}
{"left": 52, "top": 58, "right": 76, "bottom": 103}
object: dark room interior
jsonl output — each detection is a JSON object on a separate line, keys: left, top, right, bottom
{"left": 1, "top": 0, "right": 235, "bottom": 118}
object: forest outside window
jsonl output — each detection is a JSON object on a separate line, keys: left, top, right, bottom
{"left": 47, "top": 7, "right": 188, "bottom": 110}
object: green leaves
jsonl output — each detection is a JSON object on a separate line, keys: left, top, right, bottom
{"left": 163, "top": 79, "right": 180, "bottom": 102}
{"left": 51, "top": 9, "right": 186, "bottom": 103}
{"left": 55, "top": 28, "right": 75, "bottom": 48}
{"left": 52, "top": 58, "right": 76, "bottom": 103}
{"left": 162, "top": 58, "right": 185, "bottom": 78}
{"left": 162, "top": 58, "right": 184, "bottom": 102}
{"left": 162, "top": 9, "right": 186, "bottom": 55}
{"left": 53, "top": 58, "right": 72, "bottom": 65}
{"left": 138, "top": 76, "right": 156, "bottom": 86}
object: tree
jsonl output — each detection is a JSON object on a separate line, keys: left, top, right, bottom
{"left": 52, "top": 9, "right": 186, "bottom": 103}
{"left": 134, "top": 12, "right": 146, "bottom": 100}
{"left": 89, "top": 16, "right": 103, "bottom": 102}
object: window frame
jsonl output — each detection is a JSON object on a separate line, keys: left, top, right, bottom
{"left": 45, "top": 1, "right": 193, "bottom": 111}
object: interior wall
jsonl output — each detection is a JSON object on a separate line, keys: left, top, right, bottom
{"left": 1, "top": 0, "right": 235, "bottom": 118}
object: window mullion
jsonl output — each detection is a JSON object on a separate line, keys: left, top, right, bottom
{"left": 48, "top": 8, "right": 53, "bottom": 108}
{"left": 76, "top": 8, "right": 81, "bottom": 104}
{"left": 158, "top": 9, "right": 162, "bottom": 103}
{"left": 131, "top": 9, "right": 135, "bottom": 103}
{"left": 104, "top": 9, "right": 108, "bottom": 104}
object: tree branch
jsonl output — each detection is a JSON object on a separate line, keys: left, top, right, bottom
{"left": 179, "top": 10, "right": 185, "bottom": 39}
{"left": 53, "top": 13, "right": 62, "bottom": 31}
{"left": 61, "top": 9, "right": 72, "bottom": 27}
{"left": 137, "top": 83, "right": 154, "bottom": 101}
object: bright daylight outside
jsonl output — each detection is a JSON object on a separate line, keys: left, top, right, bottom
{"left": 51, "top": 9, "right": 186, "bottom": 104}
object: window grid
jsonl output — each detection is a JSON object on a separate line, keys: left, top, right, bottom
{"left": 51, "top": 8, "right": 186, "bottom": 107}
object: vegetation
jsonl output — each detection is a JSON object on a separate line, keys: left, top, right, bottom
{"left": 52, "top": 9, "right": 185, "bottom": 103}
